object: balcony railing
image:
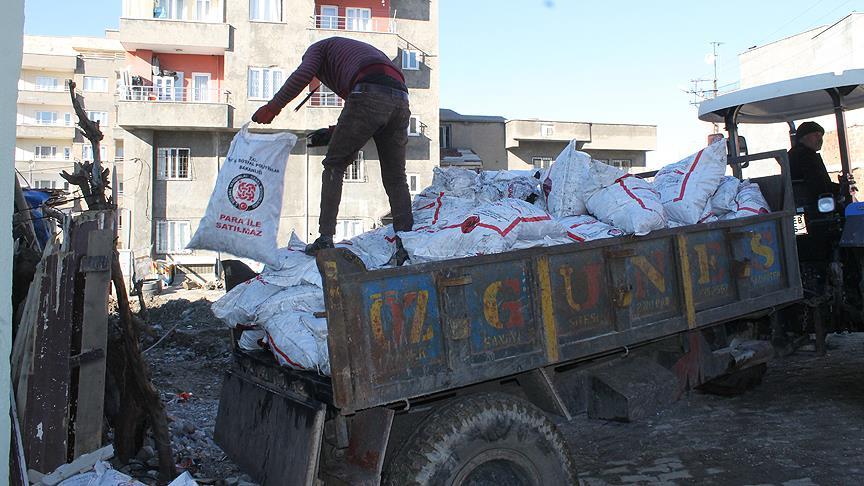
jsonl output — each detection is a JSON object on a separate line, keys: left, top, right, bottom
{"left": 119, "top": 86, "right": 225, "bottom": 103}
{"left": 17, "top": 120, "right": 74, "bottom": 127}
{"left": 312, "top": 15, "right": 396, "bottom": 34}
{"left": 308, "top": 91, "right": 344, "bottom": 108}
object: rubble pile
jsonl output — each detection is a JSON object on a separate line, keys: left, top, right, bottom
{"left": 212, "top": 139, "right": 771, "bottom": 376}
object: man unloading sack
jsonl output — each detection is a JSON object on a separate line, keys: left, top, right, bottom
{"left": 252, "top": 37, "right": 412, "bottom": 265}
{"left": 789, "top": 121, "right": 839, "bottom": 198}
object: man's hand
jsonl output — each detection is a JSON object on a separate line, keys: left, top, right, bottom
{"left": 307, "top": 126, "right": 333, "bottom": 147}
{"left": 252, "top": 103, "right": 280, "bottom": 124}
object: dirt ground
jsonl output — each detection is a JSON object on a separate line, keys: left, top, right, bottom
{"left": 134, "top": 288, "right": 864, "bottom": 485}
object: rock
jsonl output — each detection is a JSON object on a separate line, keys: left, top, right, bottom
{"left": 136, "top": 445, "right": 156, "bottom": 461}
{"left": 146, "top": 470, "right": 160, "bottom": 479}
{"left": 146, "top": 457, "right": 160, "bottom": 468}
{"left": 182, "top": 422, "right": 197, "bottom": 435}
{"left": 223, "top": 478, "right": 239, "bottom": 486}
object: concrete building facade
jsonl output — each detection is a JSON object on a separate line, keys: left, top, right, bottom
{"left": 440, "top": 109, "right": 657, "bottom": 173}
{"left": 16, "top": 36, "right": 125, "bottom": 194}
{"left": 117, "top": 0, "right": 439, "bottom": 273}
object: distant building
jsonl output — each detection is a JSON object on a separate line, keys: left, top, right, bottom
{"left": 440, "top": 109, "right": 657, "bottom": 173}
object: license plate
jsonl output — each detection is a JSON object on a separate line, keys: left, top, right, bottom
{"left": 794, "top": 214, "right": 808, "bottom": 235}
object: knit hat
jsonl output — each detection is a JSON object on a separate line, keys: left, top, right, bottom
{"left": 796, "top": 121, "right": 824, "bottom": 140}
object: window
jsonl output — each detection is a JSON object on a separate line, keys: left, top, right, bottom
{"left": 346, "top": 7, "right": 371, "bottom": 31}
{"left": 407, "top": 173, "right": 419, "bottom": 195}
{"left": 157, "top": 148, "right": 191, "bottom": 179}
{"left": 532, "top": 156, "right": 553, "bottom": 169}
{"left": 344, "top": 151, "right": 365, "bottom": 182}
{"left": 408, "top": 116, "right": 421, "bottom": 136}
{"left": 35, "top": 180, "right": 58, "bottom": 189}
{"left": 154, "top": 0, "right": 185, "bottom": 19}
{"left": 402, "top": 50, "right": 419, "bottom": 70}
{"left": 192, "top": 73, "right": 211, "bottom": 102}
{"left": 611, "top": 159, "right": 632, "bottom": 171}
{"left": 250, "top": 0, "right": 281, "bottom": 21}
{"left": 87, "top": 111, "right": 108, "bottom": 127}
{"left": 195, "top": 0, "right": 212, "bottom": 21}
{"left": 316, "top": 84, "right": 340, "bottom": 107}
{"left": 115, "top": 145, "right": 124, "bottom": 161}
{"left": 82, "top": 145, "right": 108, "bottom": 161}
{"left": 34, "top": 146, "right": 57, "bottom": 160}
{"left": 64, "top": 113, "right": 72, "bottom": 126}
{"left": 118, "top": 213, "right": 123, "bottom": 230}
{"left": 63, "top": 147, "right": 71, "bottom": 160}
{"left": 35, "top": 111, "right": 57, "bottom": 125}
{"left": 117, "top": 180, "right": 124, "bottom": 194}
{"left": 440, "top": 124, "right": 452, "bottom": 149}
{"left": 541, "top": 124, "right": 554, "bottom": 137}
{"left": 156, "top": 220, "right": 191, "bottom": 253}
{"left": 334, "top": 219, "right": 364, "bottom": 243}
{"left": 35, "top": 76, "right": 61, "bottom": 91}
{"left": 154, "top": 75, "right": 177, "bottom": 101}
{"left": 247, "top": 67, "right": 284, "bottom": 100}
{"left": 319, "top": 5, "right": 338, "bottom": 28}
{"left": 83, "top": 76, "right": 108, "bottom": 92}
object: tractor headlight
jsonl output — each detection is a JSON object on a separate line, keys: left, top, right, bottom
{"left": 818, "top": 196, "right": 836, "bottom": 213}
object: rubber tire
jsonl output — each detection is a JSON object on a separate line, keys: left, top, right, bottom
{"left": 383, "top": 392, "right": 577, "bottom": 486}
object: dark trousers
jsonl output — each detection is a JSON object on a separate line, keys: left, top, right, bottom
{"left": 319, "top": 89, "right": 414, "bottom": 236}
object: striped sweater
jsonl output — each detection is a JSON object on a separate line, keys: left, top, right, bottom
{"left": 269, "top": 37, "right": 405, "bottom": 109}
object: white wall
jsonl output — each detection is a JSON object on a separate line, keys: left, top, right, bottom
{"left": 2, "top": 0, "right": 25, "bottom": 480}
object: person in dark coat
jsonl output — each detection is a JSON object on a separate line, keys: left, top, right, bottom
{"left": 788, "top": 121, "right": 839, "bottom": 198}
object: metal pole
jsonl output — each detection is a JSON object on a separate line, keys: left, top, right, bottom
{"left": 724, "top": 108, "right": 742, "bottom": 179}
{"left": 826, "top": 88, "right": 853, "bottom": 204}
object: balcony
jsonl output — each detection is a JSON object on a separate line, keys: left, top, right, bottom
{"left": 17, "top": 87, "right": 71, "bottom": 106}
{"left": 117, "top": 86, "right": 230, "bottom": 129}
{"left": 21, "top": 53, "right": 77, "bottom": 72}
{"left": 16, "top": 122, "right": 76, "bottom": 140}
{"left": 505, "top": 120, "right": 591, "bottom": 149}
{"left": 309, "top": 15, "right": 399, "bottom": 56}
{"left": 119, "top": 17, "right": 229, "bottom": 55}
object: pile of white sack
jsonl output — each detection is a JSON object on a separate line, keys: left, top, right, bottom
{"left": 212, "top": 138, "right": 771, "bottom": 376}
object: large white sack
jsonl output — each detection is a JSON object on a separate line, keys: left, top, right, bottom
{"left": 586, "top": 174, "right": 667, "bottom": 235}
{"left": 542, "top": 142, "right": 626, "bottom": 218}
{"left": 654, "top": 140, "right": 727, "bottom": 225}
{"left": 187, "top": 124, "right": 297, "bottom": 265}
{"left": 342, "top": 225, "right": 399, "bottom": 268}
{"left": 58, "top": 461, "right": 145, "bottom": 486}
{"left": 558, "top": 215, "right": 625, "bottom": 242}
{"left": 263, "top": 232, "right": 322, "bottom": 287}
{"left": 263, "top": 312, "right": 330, "bottom": 375}
{"left": 698, "top": 176, "right": 740, "bottom": 223}
{"left": 412, "top": 193, "right": 475, "bottom": 230}
{"left": 211, "top": 275, "right": 284, "bottom": 328}
{"left": 475, "top": 170, "right": 540, "bottom": 203}
{"left": 418, "top": 167, "right": 477, "bottom": 199}
{"left": 238, "top": 329, "right": 266, "bottom": 351}
{"left": 401, "top": 198, "right": 563, "bottom": 262}
{"left": 256, "top": 284, "right": 326, "bottom": 323}
{"left": 721, "top": 180, "right": 771, "bottom": 220}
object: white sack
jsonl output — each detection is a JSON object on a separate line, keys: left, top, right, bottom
{"left": 412, "top": 193, "right": 475, "bottom": 230}
{"left": 419, "top": 166, "right": 477, "bottom": 199}
{"left": 557, "top": 215, "right": 625, "bottom": 242}
{"left": 263, "top": 312, "right": 330, "bottom": 375}
{"left": 58, "top": 462, "right": 145, "bottom": 486}
{"left": 187, "top": 124, "right": 297, "bottom": 265}
{"left": 211, "top": 275, "right": 283, "bottom": 328}
{"left": 238, "top": 329, "right": 266, "bottom": 351}
{"left": 586, "top": 174, "right": 667, "bottom": 235}
{"left": 698, "top": 176, "right": 740, "bottom": 223}
{"left": 722, "top": 180, "right": 771, "bottom": 220}
{"left": 475, "top": 170, "right": 540, "bottom": 203}
{"left": 255, "top": 284, "right": 325, "bottom": 323}
{"left": 342, "top": 225, "right": 399, "bottom": 268}
{"left": 541, "top": 142, "right": 624, "bottom": 218}
{"left": 401, "top": 198, "right": 564, "bottom": 262}
{"left": 654, "top": 140, "right": 727, "bottom": 225}
{"left": 262, "top": 232, "right": 322, "bottom": 287}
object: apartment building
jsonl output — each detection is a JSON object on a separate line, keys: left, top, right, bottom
{"left": 440, "top": 109, "right": 657, "bottom": 173}
{"left": 16, "top": 36, "right": 125, "bottom": 193}
{"left": 117, "top": 0, "right": 439, "bottom": 274}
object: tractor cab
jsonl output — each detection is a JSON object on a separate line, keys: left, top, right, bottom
{"left": 698, "top": 69, "right": 864, "bottom": 343}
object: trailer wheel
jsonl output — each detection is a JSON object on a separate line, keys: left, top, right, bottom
{"left": 384, "top": 393, "right": 577, "bottom": 486}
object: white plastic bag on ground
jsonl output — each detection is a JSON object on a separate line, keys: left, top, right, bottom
{"left": 211, "top": 275, "right": 283, "bottom": 328}
{"left": 722, "top": 180, "right": 771, "bottom": 220}
{"left": 401, "top": 198, "right": 564, "bottom": 262}
{"left": 187, "top": 124, "right": 297, "bottom": 265}
{"left": 263, "top": 312, "right": 330, "bottom": 375}
{"left": 58, "top": 462, "right": 145, "bottom": 486}
{"left": 419, "top": 167, "right": 477, "bottom": 199}
{"left": 557, "top": 215, "right": 625, "bottom": 242}
{"left": 586, "top": 174, "right": 667, "bottom": 235}
{"left": 654, "top": 140, "right": 727, "bottom": 225}
{"left": 263, "top": 232, "right": 322, "bottom": 287}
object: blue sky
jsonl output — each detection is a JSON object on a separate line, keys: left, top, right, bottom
{"left": 23, "top": 0, "right": 863, "bottom": 164}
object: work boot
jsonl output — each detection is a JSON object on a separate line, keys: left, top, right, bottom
{"left": 304, "top": 235, "right": 334, "bottom": 256}
{"left": 386, "top": 236, "right": 410, "bottom": 267}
